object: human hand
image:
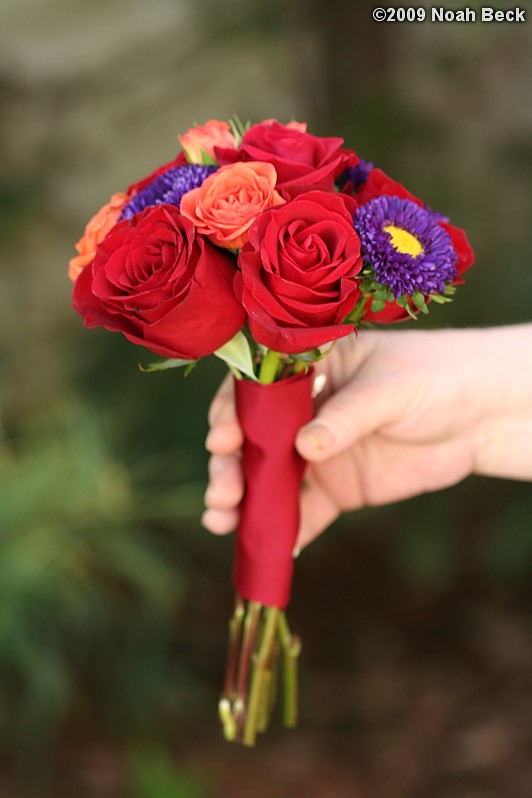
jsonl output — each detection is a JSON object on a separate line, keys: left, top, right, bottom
{"left": 202, "top": 325, "right": 532, "bottom": 551}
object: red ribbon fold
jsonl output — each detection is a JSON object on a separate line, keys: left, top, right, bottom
{"left": 233, "top": 370, "right": 315, "bottom": 609}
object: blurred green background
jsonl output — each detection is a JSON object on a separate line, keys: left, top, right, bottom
{"left": 1, "top": 0, "right": 531, "bottom": 795}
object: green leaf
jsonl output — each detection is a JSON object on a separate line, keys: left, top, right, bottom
{"left": 411, "top": 291, "right": 430, "bottom": 315}
{"left": 405, "top": 303, "right": 419, "bottom": 321}
{"left": 138, "top": 358, "right": 197, "bottom": 373}
{"left": 370, "top": 298, "right": 386, "bottom": 313}
{"left": 373, "top": 283, "right": 389, "bottom": 302}
{"left": 374, "top": 291, "right": 388, "bottom": 304}
{"left": 214, "top": 331, "right": 258, "bottom": 381}
{"left": 199, "top": 147, "right": 218, "bottom": 166}
{"left": 228, "top": 115, "right": 251, "bottom": 146}
{"left": 396, "top": 295, "right": 408, "bottom": 308}
{"left": 412, "top": 291, "right": 427, "bottom": 309}
{"left": 183, "top": 362, "right": 197, "bottom": 378}
{"left": 429, "top": 293, "right": 452, "bottom": 304}
{"left": 290, "top": 347, "right": 326, "bottom": 363}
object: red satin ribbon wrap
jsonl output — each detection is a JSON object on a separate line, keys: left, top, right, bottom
{"left": 233, "top": 370, "right": 315, "bottom": 609}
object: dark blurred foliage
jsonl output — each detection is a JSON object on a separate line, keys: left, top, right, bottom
{"left": 0, "top": 0, "right": 531, "bottom": 795}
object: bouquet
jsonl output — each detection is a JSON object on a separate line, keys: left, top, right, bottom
{"left": 69, "top": 117, "right": 474, "bottom": 746}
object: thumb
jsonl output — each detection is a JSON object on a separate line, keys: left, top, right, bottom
{"left": 295, "top": 378, "right": 391, "bottom": 462}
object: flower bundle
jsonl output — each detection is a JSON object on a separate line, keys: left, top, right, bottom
{"left": 70, "top": 117, "right": 474, "bottom": 746}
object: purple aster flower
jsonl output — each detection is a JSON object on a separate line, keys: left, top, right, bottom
{"left": 353, "top": 195, "right": 457, "bottom": 298}
{"left": 120, "top": 164, "right": 217, "bottom": 220}
{"left": 340, "top": 158, "right": 373, "bottom": 192}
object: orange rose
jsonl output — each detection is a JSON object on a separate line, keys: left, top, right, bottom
{"left": 262, "top": 119, "right": 308, "bottom": 133}
{"left": 286, "top": 120, "right": 307, "bottom": 133}
{"left": 178, "top": 120, "right": 236, "bottom": 164}
{"left": 68, "top": 192, "right": 129, "bottom": 281}
{"left": 180, "top": 162, "right": 284, "bottom": 250}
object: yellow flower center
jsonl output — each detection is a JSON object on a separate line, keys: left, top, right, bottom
{"left": 383, "top": 224, "right": 424, "bottom": 257}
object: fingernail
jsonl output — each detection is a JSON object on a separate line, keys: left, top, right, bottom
{"left": 312, "top": 374, "right": 328, "bottom": 398}
{"left": 293, "top": 545, "right": 301, "bottom": 559}
{"left": 205, "top": 431, "right": 215, "bottom": 452}
{"left": 298, "top": 422, "right": 335, "bottom": 452}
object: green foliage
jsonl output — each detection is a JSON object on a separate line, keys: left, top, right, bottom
{"left": 354, "top": 266, "right": 454, "bottom": 321}
{"left": 286, "top": 342, "right": 334, "bottom": 364}
{"left": 139, "top": 358, "right": 197, "bottom": 374}
{"left": 0, "top": 405, "right": 195, "bottom": 762}
{"left": 228, "top": 115, "right": 251, "bottom": 146}
{"left": 139, "top": 331, "right": 259, "bottom": 382}
{"left": 199, "top": 148, "right": 218, "bottom": 166}
{"left": 412, "top": 290, "right": 429, "bottom": 314}
{"left": 214, "top": 330, "right": 258, "bottom": 380}
{"left": 129, "top": 748, "right": 210, "bottom": 798}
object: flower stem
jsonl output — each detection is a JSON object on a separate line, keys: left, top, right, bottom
{"left": 291, "top": 359, "right": 307, "bottom": 375}
{"left": 218, "top": 698, "right": 237, "bottom": 741}
{"left": 222, "top": 595, "right": 245, "bottom": 700}
{"left": 267, "top": 639, "right": 280, "bottom": 719}
{"left": 220, "top": 598, "right": 302, "bottom": 744}
{"left": 346, "top": 294, "right": 370, "bottom": 325}
{"left": 233, "top": 601, "right": 262, "bottom": 737}
{"left": 242, "top": 607, "right": 280, "bottom": 746}
{"left": 219, "top": 595, "right": 245, "bottom": 740}
{"left": 278, "top": 612, "right": 301, "bottom": 728}
{"left": 258, "top": 350, "right": 282, "bottom": 384}
{"left": 256, "top": 668, "right": 272, "bottom": 733}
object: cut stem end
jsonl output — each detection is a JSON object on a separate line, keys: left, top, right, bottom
{"left": 219, "top": 597, "right": 301, "bottom": 745}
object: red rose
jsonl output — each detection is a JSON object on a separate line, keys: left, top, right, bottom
{"left": 127, "top": 152, "right": 187, "bottom": 195}
{"left": 73, "top": 204, "right": 245, "bottom": 359}
{"left": 355, "top": 168, "right": 414, "bottom": 207}
{"left": 215, "top": 120, "right": 357, "bottom": 199}
{"left": 357, "top": 168, "right": 475, "bottom": 324}
{"left": 236, "top": 191, "right": 363, "bottom": 353}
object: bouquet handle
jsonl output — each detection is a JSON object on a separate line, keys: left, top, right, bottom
{"left": 234, "top": 369, "right": 315, "bottom": 608}
{"left": 219, "top": 369, "right": 314, "bottom": 745}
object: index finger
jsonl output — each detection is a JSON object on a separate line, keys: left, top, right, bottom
{"left": 208, "top": 373, "right": 235, "bottom": 426}
{"left": 206, "top": 373, "right": 244, "bottom": 454}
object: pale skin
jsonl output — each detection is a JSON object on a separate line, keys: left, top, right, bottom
{"left": 202, "top": 325, "right": 532, "bottom": 551}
